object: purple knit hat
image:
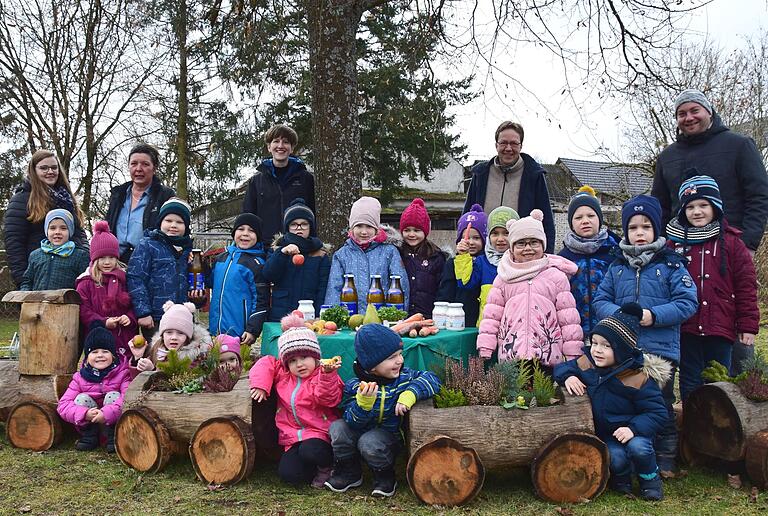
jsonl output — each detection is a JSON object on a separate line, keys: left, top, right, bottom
{"left": 456, "top": 204, "right": 488, "bottom": 245}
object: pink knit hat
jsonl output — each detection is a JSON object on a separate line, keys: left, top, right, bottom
{"left": 217, "top": 334, "right": 242, "bottom": 360}
{"left": 399, "top": 198, "right": 431, "bottom": 236}
{"left": 278, "top": 314, "right": 321, "bottom": 366}
{"left": 90, "top": 220, "right": 120, "bottom": 261}
{"left": 158, "top": 301, "right": 196, "bottom": 339}
{"left": 506, "top": 209, "right": 547, "bottom": 249}
{"left": 348, "top": 196, "right": 381, "bottom": 229}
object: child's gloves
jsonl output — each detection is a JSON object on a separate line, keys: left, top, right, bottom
{"left": 355, "top": 381, "right": 378, "bottom": 410}
{"left": 395, "top": 390, "right": 416, "bottom": 416}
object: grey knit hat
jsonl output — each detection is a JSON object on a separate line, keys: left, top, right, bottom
{"left": 674, "top": 89, "right": 712, "bottom": 115}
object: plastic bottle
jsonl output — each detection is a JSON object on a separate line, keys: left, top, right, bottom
{"left": 386, "top": 275, "right": 405, "bottom": 311}
{"left": 340, "top": 274, "right": 358, "bottom": 316}
{"left": 367, "top": 275, "right": 385, "bottom": 311}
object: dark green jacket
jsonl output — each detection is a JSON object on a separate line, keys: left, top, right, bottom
{"left": 20, "top": 247, "right": 90, "bottom": 291}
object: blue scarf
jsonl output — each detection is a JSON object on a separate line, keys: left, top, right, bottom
{"left": 80, "top": 360, "right": 118, "bottom": 383}
{"left": 40, "top": 238, "right": 75, "bottom": 257}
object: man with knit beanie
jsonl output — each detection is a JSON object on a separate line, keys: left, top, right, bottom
{"left": 325, "top": 324, "right": 440, "bottom": 497}
{"left": 554, "top": 304, "right": 671, "bottom": 501}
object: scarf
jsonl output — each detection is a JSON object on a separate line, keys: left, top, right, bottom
{"left": 563, "top": 227, "right": 609, "bottom": 255}
{"left": 494, "top": 156, "right": 524, "bottom": 175}
{"left": 619, "top": 236, "right": 667, "bottom": 270}
{"left": 666, "top": 218, "right": 721, "bottom": 245}
{"left": 152, "top": 229, "right": 193, "bottom": 254}
{"left": 484, "top": 237, "right": 506, "bottom": 266}
{"left": 348, "top": 228, "right": 386, "bottom": 251}
{"left": 80, "top": 359, "right": 118, "bottom": 383}
{"left": 40, "top": 238, "right": 75, "bottom": 257}
{"left": 497, "top": 254, "right": 549, "bottom": 283}
{"left": 48, "top": 185, "right": 76, "bottom": 215}
{"left": 282, "top": 232, "right": 323, "bottom": 255}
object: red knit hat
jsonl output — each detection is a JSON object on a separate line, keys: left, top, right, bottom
{"left": 90, "top": 220, "right": 120, "bottom": 261}
{"left": 399, "top": 198, "right": 431, "bottom": 236}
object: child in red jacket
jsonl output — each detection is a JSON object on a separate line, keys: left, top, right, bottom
{"left": 249, "top": 314, "right": 344, "bottom": 487}
{"left": 667, "top": 173, "right": 759, "bottom": 402}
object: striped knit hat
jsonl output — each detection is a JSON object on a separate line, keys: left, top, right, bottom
{"left": 278, "top": 314, "right": 321, "bottom": 366}
{"left": 590, "top": 303, "right": 643, "bottom": 368}
{"left": 677, "top": 171, "right": 723, "bottom": 224}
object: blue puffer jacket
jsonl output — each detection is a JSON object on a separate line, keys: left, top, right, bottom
{"left": 559, "top": 231, "right": 620, "bottom": 334}
{"left": 127, "top": 230, "right": 190, "bottom": 321}
{"left": 324, "top": 236, "right": 409, "bottom": 314}
{"left": 342, "top": 366, "right": 440, "bottom": 442}
{"left": 593, "top": 248, "right": 698, "bottom": 363}
{"left": 208, "top": 243, "right": 269, "bottom": 337}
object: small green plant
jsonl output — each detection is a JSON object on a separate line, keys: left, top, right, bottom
{"left": 240, "top": 343, "right": 253, "bottom": 372}
{"left": 322, "top": 305, "right": 350, "bottom": 328}
{"left": 532, "top": 360, "right": 557, "bottom": 406}
{"left": 377, "top": 306, "right": 407, "bottom": 322}
{"left": 444, "top": 357, "right": 504, "bottom": 406}
{"left": 203, "top": 365, "right": 242, "bottom": 393}
{"left": 156, "top": 349, "right": 193, "bottom": 378}
{"left": 702, "top": 360, "right": 734, "bottom": 383}
{"left": 434, "top": 386, "right": 467, "bottom": 408}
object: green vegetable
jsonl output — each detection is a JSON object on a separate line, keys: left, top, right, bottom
{"left": 322, "top": 305, "right": 350, "bottom": 328}
{"left": 377, "top": 306, "right": 407, "bottom": 322}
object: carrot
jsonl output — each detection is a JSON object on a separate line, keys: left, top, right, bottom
{"left": 408, "top": 328, "right": 418, "bottom": 338}
{"left": 419, "top": 326, "right": 439, "bottom": 337}
{"left": 402, "top": 313, "right": 424, "bottom": 324}
{"left": 463, "top": 222, "right": 472, "bottom": 241}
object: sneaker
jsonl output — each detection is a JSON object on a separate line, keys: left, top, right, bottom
{"left": 639, "top": 473, "right": 663, "bottom": 501}
{"left": 324, "top": 459, "right": 363, "bottom": 492}
{"left": 371, "top": 468, "right": 397, "bottom": 497}
{"left": 104, "top": 425, "right": 116, "bottom": 454}
{"left": 311, "top": 467, "right": 333, "bottom": 489}
{"left": 727, "top": 474, "right": 743, "bottom": 489}
{"left": 660, "top": 468, "right": 688, "bottom": 480}
{"left": 75, "top": 424, "right": 99, "bottom": 451}
{"left": 609, "top": 474, "right": 632, "bottom": 495}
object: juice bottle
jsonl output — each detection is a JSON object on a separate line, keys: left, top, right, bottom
{"left": 340, "top": 274, "right": 358, "bottom": 315}
{"left": 367, "top": 275, "right": 385, "bottom": 311}
{"left": 386, "top": 275, "right": 405, "bottom": 311}
{"left": 188, "top": 249, "right": 204, "bottom": 291}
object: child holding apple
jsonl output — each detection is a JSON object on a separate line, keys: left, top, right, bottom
{"left": 263, "top": 199, "right": 331, "bottom": 321}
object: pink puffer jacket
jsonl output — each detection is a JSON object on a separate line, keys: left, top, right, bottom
{"left": 57, "top": 359, "right": 132, "bottom": 429}
{"left": 477, "top": 253, "right": 583, "bottom": 365}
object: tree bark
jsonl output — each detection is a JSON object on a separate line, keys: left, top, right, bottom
{"left": 175, "top": 0, "right": 189, "bottom": 200}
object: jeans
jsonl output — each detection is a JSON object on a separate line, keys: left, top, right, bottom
{"left": 277, "top": 438, "right": 333, "bottom": 485}
{"left": 328, "top": 419, "right": 400, "bottom": 471}
{"left": 654, "top": 361, "right": 678, "bottom": 472}
{"left": 730, "top": 339, "right": 755, "bottom": 377}
{"left": 680, "top": 334, "right": 732, "bottom": 402}
{"left": 607, "top": 436, "right": 658, "bottom": 478}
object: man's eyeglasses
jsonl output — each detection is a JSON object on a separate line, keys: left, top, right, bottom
{"left": 513, "top": 239, "right": 542, "bottom": 250}
{"left": 496, "top": 141, "right": 521, "bottom": 149}
{"left": 36, "top": 165, "right": 59, "bottom": 172}
{"left": 289, "top": 222, "right": 310, "bottom": 230}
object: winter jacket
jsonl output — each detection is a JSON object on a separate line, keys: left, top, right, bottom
{"left": 104, "top": 175, "right": 176, "bottom": 262}
{"left": 57, "top": 360, "right": 132, "bottom": 429}
{"left": 435, "top": 256, "right": 480, "bottom": 328}
{"left": 477, "top": 254, "right": 583, "bottom": 365}
{"left": 242, "top": 157, "right": 315, "bottom": 246}
{"left": 324, "top": 234, "right": 409, "bottom": 314}
{"left": 593, "top": 248, "right": 698, "bottom": 364}
{"left": 559, "top": 232, "right": 621, "bottom": 334}
{"left": 75, "top": 269, "right": 138, "bottom": 359}
{"left": 341, "top": 367, "right": 440, "bottom": 441}
{"left": 463, "top": 154, "right": 556, "bottom": 253}
{"left": 20, "top": 247, "right": 90, "bottom": 291}
{"left": 399, "top": 245, "right": 446, "bottom": 318}
{"left": 454, "top": 253, "right": 498, "bottom": 324}
{"left": 653, "top": 112, "right": 768, "bottom": 251}
{"left": 126, "top": 230, "right": 191, "bottom": 321}
{"left": 249, "top": 355, "right": 344, "bottom": 449}
{"left": 3, "top": 181, "right": 89, "bottom": 286}
{"left": 668, "top": 224, "right": 759, "bottom": 341}
{"left": 553, "top": 352, "right": 670, "bottom": 441}
{"left": 264, "top": 236, "right": 331, "bottom": 322}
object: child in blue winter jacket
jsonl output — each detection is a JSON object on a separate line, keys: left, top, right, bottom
{"left": 554, "top": 303, "right": 670, "bottom": 500}
{"left": 207, "top": 213, "right": 269, "bottom": 344}
{"left": 324, "top": 196, "right": 409, "bottom": 314}
{"left": 559, "top": 186, "right": 620, "bottom": 335}
{"left": 324, "top": 324, "right": 440, "bottom": 497}
{"left": 127, "top": 198, "right": 193, "bottom": 330}
{"left": 593, "top": 194, "right": 697, "bottom": 477}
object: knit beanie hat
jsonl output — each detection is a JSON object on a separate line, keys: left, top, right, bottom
{"left": 90, "top": 220, "right": 119, "bottom": 261}
{"left": 622, "top": 195, "right": 662, "bottom": 240}
{"left": 348, "top": 196, "right": 381, "bottom": 229}
{"left": 590, "top": 303, "right": 643, "bottom": 368}
{"left": 231, "top": 213, "right": 263, "bottom": 242}
{"left": 283, "top": 198, "right": 316, "bottom": 236}
{"left": 355, "top": 323, "right": 403, "bottom": 371}
{"left": 456, "top": 204, "right": 488, "bottom": 244}
{"left": 45, "top": 209, "right": 75, "bottom": 238}
{"left": 83, "top": 320, "right": 117, "bottom": 358}
{"left": 399, "top": 198, "right": 431, "bottom": 236}
{"left": 217, "top": 334, "right": 242, "bottom": 361}
{"left": 567, "top": 185, "right": 603, "bottom": 231}
{"left": 674, "top": 89, "right": 713, "bottom": 115}
{"left": 278, "top": 314, "right": 321, "bottom": 366}
{"left": 677, "top": 171, "right": 723, "bottom": 223}
{"left": 158, "top": 197, "right": 192, "bottom": 235}
{"left": 487, "top": 206, "right": 520, "bottom": 233}
{"left": 506, "top": 209, "right": 546, "bottom": 248}
{"left": 158, "top": 300, "right": 195, "bottom": 339}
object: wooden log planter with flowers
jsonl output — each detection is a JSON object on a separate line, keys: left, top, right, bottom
{"left": 406, "top": 357, "right": 608, "bottom": 506}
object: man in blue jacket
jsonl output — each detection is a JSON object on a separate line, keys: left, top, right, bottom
{"left": 463, "top": 121, "right": 556, "bottom": 253}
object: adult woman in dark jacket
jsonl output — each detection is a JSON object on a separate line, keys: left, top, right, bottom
{"left": 3, "top": 150, "right": 88, "bottom": 287}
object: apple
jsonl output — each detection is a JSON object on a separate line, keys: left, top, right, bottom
{"left": 133, "top": 335, "right": 146, "bottom": 349}
{"left": 292, "top": 309, "right": 305, "bottom": 318}
{"left": 292, "top": 254, "right": 305, "bottom": 266}
{"left": 324, "top": 321, "right": 337, "bottom": 331}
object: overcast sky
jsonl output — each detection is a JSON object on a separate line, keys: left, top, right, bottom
{"left": 452, "top": 0, "right": 767, "bottom": 166}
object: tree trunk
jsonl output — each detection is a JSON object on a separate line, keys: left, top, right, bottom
{"left": 306, "top": 0, "right": 364, "bottom": 249}
{"left": 189, "top": 416, "right": 256, "bottom": 485}
{"left": 115, "top": 406, "right": 183, "bottom": 472}
{"left": 0, "top": 361, "right": 20, "bottom": 419}
{"left": 175, "top": 0, "right": 189, "bottom": 200}
{"left": 6, "top": 400, "right": 63, "bottom": 451}
{"left": 746, "top": 430, "right": 768, "bottom": 489}
{"left": 17, "top": 302, "right": 80, "bottom": 375}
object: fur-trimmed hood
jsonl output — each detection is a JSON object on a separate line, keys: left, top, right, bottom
{"left": 150, "top": 321, "right": 213, "bottom": 363}
{"left": 641, "top": 353, "right": 673, "bottom": 388}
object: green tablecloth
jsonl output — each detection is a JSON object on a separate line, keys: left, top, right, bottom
{"left": 260, "top": 322, "right": 478, "bottom": 381}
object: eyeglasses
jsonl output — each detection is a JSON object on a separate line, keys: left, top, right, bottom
{"left": 496, "top": 140, "right": 521, "bottom": 149}
{"left": 513, "top": 239, "right": 543, "bottom": 250}
{"left": 289, "top": 222, "right": 310, "bottom": 230}
{"left": 36, "top": 165, "right": 59, "bottom": 172}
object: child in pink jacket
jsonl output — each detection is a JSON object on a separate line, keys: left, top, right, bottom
{"left": 57, "top": 322, "right": 132, "bottom": 453}
{"left": 249, "top": 314, "right": 344, "bottom": 488}
{"left": 478, "top": 209, "right": 583, "bottom": 366}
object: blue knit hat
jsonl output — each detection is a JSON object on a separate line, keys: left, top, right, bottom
{"left": 83, "top": 320, "right": 117, "bottom": 359}
{"left": 355, "top": 324, "right": 402, "bottom": 371}
{"left": 590, "top": 303, "right": 643, "bottom": 369}
{"left": 677, "top": 171, "right": 723, "bottom": 224}
{"left": 456, "top": 204, "right": 488, "bottom": 245}
{"left": 283, "top": 198, "right": 316, "bottom": 236}
{"left": 45, "top": 209, "right": 75, "bottom": 238}
{"left": 622, "top": 195, "right": 662, "bottom": 240}
{"left": 567, "top": 185, "right": 603, "bottom": 231}
{"left": 158, "top": 197, "right": 191, "bottom": 235}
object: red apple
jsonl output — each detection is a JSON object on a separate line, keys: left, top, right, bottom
{"left": 292, "top": 309, "right": 305, "bottom": 318}
{"left": 292, "top": 254, "right": 305, "bottom": 266}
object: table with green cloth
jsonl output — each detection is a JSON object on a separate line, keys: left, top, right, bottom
{"left": 260, "top": 322, "right": 479, "bottom": 381}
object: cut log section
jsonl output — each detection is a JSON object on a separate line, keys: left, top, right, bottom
{"left": 115, "top": 407, "right": 182, "bottom": 473}
{"left": 6, "top": 400, "right": 63, "bottom": 451}
{"left": 746, "top": 430, "right": 768, "bottom": 489}
{"left": 189, "top": 416, "right": 256, "bottom": 485}
{"left": 683, "top": 382, "right": 768, "bottom": 462}
{"left": 406, "top": 435, "right": 484, "bottom": 507}
{"left": 0, "top": 361, "right": 20, "bottom": 418}
{"left": 530, "top": 432, "right": 609, "bottom": 503}
{"left": 17, "top": 301, "right": 80, "bottom": 375}
{"left": 18, "top": 374, "right": 72, "bottom": 403}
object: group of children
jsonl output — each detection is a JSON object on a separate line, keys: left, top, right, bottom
{"left": 18, "top": 165, "right": 757, "bottom": 500}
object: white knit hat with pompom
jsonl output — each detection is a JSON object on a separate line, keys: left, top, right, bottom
{"left": 158, "top": 300, "right": 196, "bottom": 339}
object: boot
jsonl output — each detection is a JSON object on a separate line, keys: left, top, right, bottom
{"left": 104, "top": 425, "right": 116, "bottom": 453}
{"left": 609, "top": 473, "right": 632, "bottom": 495}
{"left": 371, "top": 467, "right": 397, "bottom": 498}
{"left": 75, "top": 424, "right": 99, "bottom": 451}
{"left": 639, "top": 472, "right": 664, "bottom": 501}
{"left": 324, "top": 458, "right": 363, "bottom": 492}
{"left": 311, "top": 466, "right": 333, "bottom": 489}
